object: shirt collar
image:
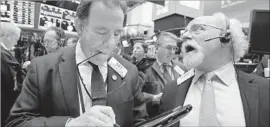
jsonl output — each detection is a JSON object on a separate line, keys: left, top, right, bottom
{"left": 191, "top": 69, "right": 205, "bottom": 85}
{"left": 192, "top": 62, "right": 236, "bottom": 86}
{"left": 213, "top": 62, "right": 236, "bottom": 86}
{"left": 75, "top": 40, "right": 107, "bottom": 67}
{"left": 156, "top": 57, "right": 173, "bottom": 67}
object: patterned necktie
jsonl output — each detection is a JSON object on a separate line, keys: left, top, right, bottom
{"left": 162, "top": 63, "right": 172, "bottom": 85}
{"left": 199, "top": 73, "right": 220, "bottom": 127}
{"left": 89, "top": 62, "right": 107, "bottom": 106}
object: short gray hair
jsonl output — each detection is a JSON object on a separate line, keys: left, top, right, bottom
{"left": 0, "top": 22, "right": 21, "bottom": 39}
{"left": 156, "top": 32, "right": 179, "bottom": 46}
{"left": 76, "top": 0, "right": 127, "bottom": 20}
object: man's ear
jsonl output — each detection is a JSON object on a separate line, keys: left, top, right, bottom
{"left": 75, "top": 18, "right": 84, "bottom": 36}
{"left": 221, "top": 39, "right": 233, "bottom": 48}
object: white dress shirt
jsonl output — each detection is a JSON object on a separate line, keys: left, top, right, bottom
{"left": 75, "top": 41, "right": 108, "bottom": 114}
{"left": 181, "top": 62, "right": 246, "bottom": 126}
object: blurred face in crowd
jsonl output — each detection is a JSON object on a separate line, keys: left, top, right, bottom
{"left": 146, "top": 44, "right": 156, "bottom": 58}
{"left": 133, "top": 42, "right": 145, "bottom": 60}
{"left": 76, "top": 1, "right": 124, "bottom": 65}
{"left": 3, "top": 30, "right": 20, "bottom": 50}
{"left": 43, "top": 30, "right": 60, "bottom": 53}
{"left": 156, "top": 37, "right": 178, "bottom": 64}
{"left": 181, "top": 16, "right": 230, "bottom": 71}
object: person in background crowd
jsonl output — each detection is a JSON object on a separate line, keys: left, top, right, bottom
{"left": 25, "top": 33, "right": 40, "bottom": 61}
{"left": 1, "top": 22, "right": 26, "bottom": 126}
{"left": 6, "top": 1, "right": 146, "bottom": 127}
{"left": 22, "top": 27, "right": 67, "bottom": 69}
{"left": 66, "top": 37, "right": 78, "bottom": 46}
{"left": 13, "top": 35, "right": 27, "bottom": 64}
{"left": 131, "top": 40, "right": 155, "bottom": 73}
{"left": 22, "top": 33, "right": 38, "bottom": 69}
{"left": 43, "top": 26, "right": 67, "bottom": 53}
{"left": 254, "top": 54, "right": 269, "bottom": 77}
{"left": 160, "top": 12, "right": 269, "bottom": 127}
{"left": 144, "top": 32, "right": 187, "bottom": 117}
{"left": 132, "top": 40, "right": 148, "bottom": 64}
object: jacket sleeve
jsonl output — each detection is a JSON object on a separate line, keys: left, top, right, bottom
{"left": 132, "top": 66, "right": 148, "bottom": 123}
{"left": 5, "top": 60, "right": 70, "bottom": 127}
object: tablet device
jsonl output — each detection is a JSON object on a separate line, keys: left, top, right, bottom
{"left": 134, "top": 104, "right": 192, "bottom": 127}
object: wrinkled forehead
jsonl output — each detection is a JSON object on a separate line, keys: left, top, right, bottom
{"left": 187, "top": 16, "right": 218, "bottom": 29}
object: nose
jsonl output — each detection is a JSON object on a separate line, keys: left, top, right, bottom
{"left": 104, "top": 33, "right": 116, "bottom": 49}
{"left": 180, "top": 32, "right": 193, "bottom": 43}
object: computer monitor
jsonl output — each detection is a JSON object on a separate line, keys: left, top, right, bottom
{"left": 248, "top": 10, "right": 270, "bottom": 54}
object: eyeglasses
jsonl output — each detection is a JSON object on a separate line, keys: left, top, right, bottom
{"left": 181, "top": 24, "right": 224, "bottom": 36}
{"left": 160, "top": 45, "right": 179, "bottom": 51}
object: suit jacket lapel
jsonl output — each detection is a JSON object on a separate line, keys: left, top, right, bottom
{"left": 174, "top": 77, "right": 193, "bottom": 127}
{"left": 59, "top": 46, "right": 80, "bottom": 117}
{"left": 176, "top": 77, "right": 193, "bottom": 107}
{"left": 237, "top": 70, "right": 259, "bottom": 127}
{"left": 107, "top": 56, "right": 125, "bottom": 111}
{"left": 152, "top": 61, "right": 166, "bottom": 85}
{"left": 107, "top": 66, "right": 124, "bottom": 106}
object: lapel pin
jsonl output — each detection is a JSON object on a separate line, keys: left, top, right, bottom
{"left": 112, "top": 75, "right": 117, "bottom": 81}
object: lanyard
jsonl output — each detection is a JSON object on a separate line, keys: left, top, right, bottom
{"left": 76, "top": 64, "right": 109, "bottom": 113}
{"left": 76, "top": 70, "right": 86, "bottom": 113}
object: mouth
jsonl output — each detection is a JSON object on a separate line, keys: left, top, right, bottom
{"left": 185, "top": 45, "right": 196, "bottom": 53}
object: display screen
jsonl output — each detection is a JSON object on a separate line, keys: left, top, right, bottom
{"left": 38, "top": 3, "right": 76, "bottom": 32}
{"left": 1, "top": 0, "right": 35, "bottom": 28}
{"left": 249, "top": 10, "right": 270, "bottom": 54}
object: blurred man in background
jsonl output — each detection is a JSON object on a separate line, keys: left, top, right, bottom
{"left": 160, "top": 13, "right": 269, "bottom": 127}
{"left": 144, "top": 32, "right": 186, "bottom": 117}
{"left": 22, "top": 27, "right": 67, "bottom": 69}
{"left": 43, "top": 26, "right": 67, "bottom": 53}
{"left": 1, "top": 22, "right": 25, "bottom": 126}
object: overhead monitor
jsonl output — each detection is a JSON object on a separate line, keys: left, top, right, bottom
{"left": 248, "top": 9, "right": 270, "bottom": 54}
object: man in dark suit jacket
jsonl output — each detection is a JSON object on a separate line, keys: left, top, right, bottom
{"left": 6, "top": 1, "right": 145, "bottom": 127}
{"left": 159, "top": 13, "right": 269, "bottom": 127}
{"left": 1, "top": 22, "right": 24, "bottom": 126}
{"left": 160, "top": 70, "right": 269, "bottom": 127}
{"left": 144, "top": 32, "right": 187, "bottom": 117}
{"left": 145, "top": 60, "right": 186, "bottom": 94}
